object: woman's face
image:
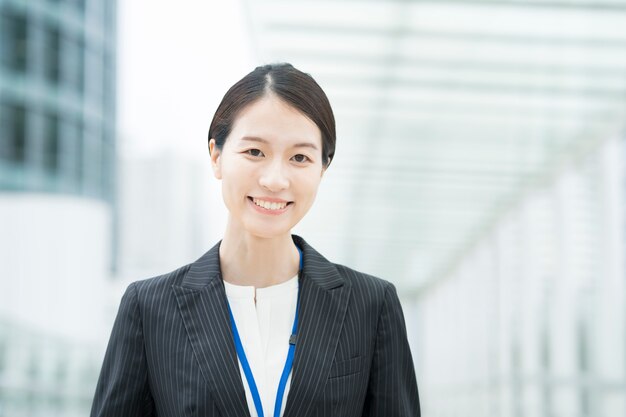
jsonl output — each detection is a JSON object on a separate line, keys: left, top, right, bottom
{"left": 209, "top": 94, "right": 325, "bottom": 239}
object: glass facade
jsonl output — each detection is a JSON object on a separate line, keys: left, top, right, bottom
{"left": 0, "top": 0, "right": 116, "bottom": 202}
{"left": 0, "top": 0, "right": 117, "bottom": 415}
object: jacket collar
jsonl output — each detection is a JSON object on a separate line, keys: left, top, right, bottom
{"left": 173, "top": 234, "right": 351, "bottom": 417}
{"left": 179, "top": 234, "right": 345, "bottom": 292}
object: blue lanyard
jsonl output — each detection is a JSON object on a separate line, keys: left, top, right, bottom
{"left": 226, "top": 246, "right": 302, "bottom": 417}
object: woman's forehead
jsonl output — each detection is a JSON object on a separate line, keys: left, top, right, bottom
{"left": 229, "top": 97, "right": 322, "bottom": 148}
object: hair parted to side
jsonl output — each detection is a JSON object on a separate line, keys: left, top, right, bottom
{"left": 208, "top": 63, "right": 336, "bottom": 167}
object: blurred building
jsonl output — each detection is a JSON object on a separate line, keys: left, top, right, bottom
{"left": 116, "top": 151, "right": 218, "bottom": 282}
{"left": 415, "top": 134, "right": 626, "bottom": 417}
{"left": 0, "top": 0, "right": 116, "bottom": 416}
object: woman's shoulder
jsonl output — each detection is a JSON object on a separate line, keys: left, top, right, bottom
{"left": 296, "top": 234, "right": 393, "bottom": 294}
{"left": 332, "top": 262, "right": 394, "bottom": 298}
{"left": 326, "top": 262, "right": 404, "bottom": 321}
{"left": 127, "top": 263, "right": 193, "bottom": 299}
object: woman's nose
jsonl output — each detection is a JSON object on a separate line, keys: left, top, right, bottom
{"left": 259, "top": 161, "right": 289, "bottom": 192}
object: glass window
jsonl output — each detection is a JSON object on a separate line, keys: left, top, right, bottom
{"left": 101, "top": 129, "right": 114, "bottom": 200}
{"left": 0, "top": 100, "right": 27, "bottom": 163}
{"left": 82, "top": 124, "right": 102, "bottom": 197}
{"left": 1, "top": 9, "right": 28, "bottom": 73}
{"left": 0, "top": 102, "right": 10, "bottom": 162}
{"left": 55, "top": 352, "right": 67, "bottom": 385}
{"left": 43, "top": 112, "right": 60, "bottom": 173}
{"left": 67, "top": 0, "right": 86, "bottom": 15}
{"left": 75, "top": 120, "right": 83, "bottom": 185}
{"left": 0, "top": 330, "right": 6, "bottom": 374}
{"left": 64, "top": 36, "right": 84, "bottom": 95}
{"left": 84, "top": 47, "right": 103, "bottom": 103}
{"left": 103, "top": 51, "right": 114, "bottom": 110}
{"left": 44, "top": 25, "right": 61, "bottom": 85}
{"left": 577, "top": 316, "right": 591, "bottom": 415}
{"left": 63, "top": 118, "right": 83, "bottom": 191}
{"left": 27, "top": 348, "right": 39, "bottom": 380}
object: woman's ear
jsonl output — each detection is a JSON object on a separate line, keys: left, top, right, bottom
{"left": 209, "top": 139, "right": 222, "bottom": 179}
{"left": 320, "top": 158, "right": 330, "bottom": 178}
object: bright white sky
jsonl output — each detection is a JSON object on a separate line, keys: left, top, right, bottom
{"left": 117, "top": 0, "right": 256, "bottom": 159}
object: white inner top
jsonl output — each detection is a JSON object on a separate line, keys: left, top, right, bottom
{"left": 224, "top": 274, "right": 299, "bottom": 417}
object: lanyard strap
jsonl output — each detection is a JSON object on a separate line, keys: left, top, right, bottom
{"left": 226, "top": 246, "right": 302, "bottom": 417}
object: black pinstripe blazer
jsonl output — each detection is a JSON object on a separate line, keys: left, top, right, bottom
{"left": 90, "top": 235, "right": 420, "bottom": 417}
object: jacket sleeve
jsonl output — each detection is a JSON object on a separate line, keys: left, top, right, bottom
{"left": 90, "top": 282, "right": 155, "bottom": 417}
{"left": 362, "top": 283, "right": 421, "bottom": 417}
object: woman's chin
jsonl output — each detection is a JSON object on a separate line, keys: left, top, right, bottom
{"left": 242, "top": 224, "right": 294, "bottom": 240}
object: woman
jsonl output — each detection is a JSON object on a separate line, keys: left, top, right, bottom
{"left": 91, "top": 63, "right": 420, "bottom": 417}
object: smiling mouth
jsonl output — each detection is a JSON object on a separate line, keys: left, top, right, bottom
{"left": 248, "top": 197, "right": 294, "bottom": 211}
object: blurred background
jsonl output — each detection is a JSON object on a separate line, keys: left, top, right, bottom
{"left": 1, "top": 0, "right": 625, "bottom": 416}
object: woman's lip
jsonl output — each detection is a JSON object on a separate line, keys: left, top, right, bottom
{"left": 247, "top": 197, "right": 291, "bottom": 215}
{"left": 248, "top": 196, "right": 293, "bottom": 203}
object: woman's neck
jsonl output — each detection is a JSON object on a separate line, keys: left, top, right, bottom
{"left": 218, "top": 219, "right": 300, "bottom": 288}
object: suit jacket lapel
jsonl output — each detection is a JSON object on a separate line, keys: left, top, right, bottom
{"left": 283, "top": 235, "right": 352, "bottom": 417}
{"left": 172, "top": 242, "right": 250, "bottom": 417}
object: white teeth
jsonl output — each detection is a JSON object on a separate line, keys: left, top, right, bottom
{"left": 252, "top": 198, "right": 288, "bottom": 210}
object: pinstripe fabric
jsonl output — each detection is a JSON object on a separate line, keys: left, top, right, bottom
{"left": 90, "top": 235, "right": 420, "bottom": 417}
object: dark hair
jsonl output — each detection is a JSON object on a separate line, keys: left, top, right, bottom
{"left": 208, "top": 63, "right": 336, "bottom": 167}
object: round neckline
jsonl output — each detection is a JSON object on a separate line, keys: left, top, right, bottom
{"left": 224, "top": 274, "right": 299, "bottom": 299}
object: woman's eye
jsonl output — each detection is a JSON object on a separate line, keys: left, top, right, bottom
{"left": 292, "top": 154, "right": 310, "bottom": 163}
{"left": 246, "top": 149, "right": 264, "bottom": 157}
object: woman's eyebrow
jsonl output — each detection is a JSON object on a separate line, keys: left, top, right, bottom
{"left": 241, "top": 136, "right": 318, "bottom": 150}
{"left": 241, "top": 136, "right": 269, "bottom": 144}
{"left": 293, "top": 142, "right": 318, "bottom": 150}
